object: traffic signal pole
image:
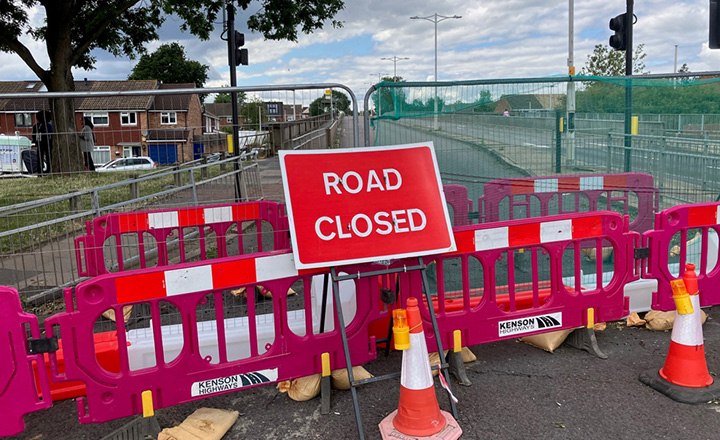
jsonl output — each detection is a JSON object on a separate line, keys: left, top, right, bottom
{"left": 227, "top": 2, "right": 242, "bottom": 201}
{"left": 623, "top": 0, "right": 633, "bottom": 172}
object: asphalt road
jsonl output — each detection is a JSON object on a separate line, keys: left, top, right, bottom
{"left": 10, "top": 307, "right": 720, "bottom": 440}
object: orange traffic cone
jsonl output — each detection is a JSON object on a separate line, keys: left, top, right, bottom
{"left": 640, "top": 264, "right": 720, "bottom": 403}
{"left": 378, "top": 297, "right": 462, "bottom": 440}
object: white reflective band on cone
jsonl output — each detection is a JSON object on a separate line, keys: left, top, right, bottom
{"left": 400, "top": 332, "right": 434, "bottom": 390}
{"left": 671, "top": 295, "right": 704, "bottom": 346}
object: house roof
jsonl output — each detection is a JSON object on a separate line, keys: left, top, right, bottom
{"left": 150, "top": 83, "right": 197, "bottom": 111}
{"left": 204, "top": 103, "right": 233, "bottom": 117}
{"left": 499, "top": 94, "right": 544, "bottom": 110}
{"left": 0, "top": 80, "right": 157, "bottom": 113}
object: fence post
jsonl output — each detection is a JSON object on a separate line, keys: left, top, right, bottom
{"left": 606, "top": 133, "right": 612, "bottom": 173}
{"left": 174, "top": 166, "right": 182, "bottom": 188}
{"left": 189, "top": 169, "right": 198, "bottom": 205}
{"left": 201, "top": 156, "right": 208, "bottom": 180}
{"left": 555, "top": 110, "right": 562, "bottom": 173}
{"left": 69, "top": 194, "right": 83, "bottom": 213}
{"left": 91, "top": 189, "right": 101, "bottom": 216}
{"left": 658, "top": 135, "right": 666, "bottom": 206}
{"left": 129, "top": 174, "right": 140, "bottom": 200}
{"left": 702, "top": 132, "right": 709, "bottom": 193}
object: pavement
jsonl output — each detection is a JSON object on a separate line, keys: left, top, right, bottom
{"left": 9, "top": 117, "right": 720, "bottom": 439}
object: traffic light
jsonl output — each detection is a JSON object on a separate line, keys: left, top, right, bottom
{"left": 234, "top": 31, "right": 248, "bottom": 66}
{"left": 609, "top": 13, "right": 627, "bottom": 51}
{"left": 711, "top": 0, "right": 720, "bottom": 49}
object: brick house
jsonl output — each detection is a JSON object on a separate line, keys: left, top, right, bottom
{"left": 0, "top": 80, "right": 216, "bottom": 166}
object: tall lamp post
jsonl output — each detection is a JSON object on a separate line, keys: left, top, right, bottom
{"left": 380, "top": 56, "right": 409, "bottom": 80}
{"left": 410, "top": 13, "right": 461, "bottom": 130}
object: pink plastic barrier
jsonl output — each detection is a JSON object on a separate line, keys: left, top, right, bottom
{"left": 477, "top": 173, "right": 658, "bottom": 235}
{"left": 644, "top": 202, "right": 720, "bottom": 311}
{"left": 75, "top": 201, "right": 290, "bottom": 277}
{"left": 43, "top": 251, "right": 389, "bottom": 425}
{"left": 443, "top": 184, "right": 473, "bottom": 227}
{"left": 0, "top": 287, "right": 52, "bottom": 437}
{"left": 392, "top": 211, "right": 638, "bottom": 352}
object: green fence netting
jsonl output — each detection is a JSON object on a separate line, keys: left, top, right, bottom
{"left": 368, "top": 74, "right": 720, "bottom": 208}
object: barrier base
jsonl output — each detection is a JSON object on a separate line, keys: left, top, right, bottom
{"left": 99, "top": 415, "right": 161, "bottom": 440}
{"left": 639, "top": 369, "right": 720, "bottom": 404}
{"left": 565, "top": 328, "right": 608, "bottom": 359}
{"left": 447, "top": 351, "right": 472, "bottom": 386}
{"left": 379, "top": 410, "right": 462, "bottom": 440}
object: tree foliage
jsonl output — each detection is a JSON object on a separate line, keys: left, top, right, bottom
{"left": 214, "top": 90, "right": 247, "bottom": 104}
{"left": 128, "top": 42, "right": 208, "bottom": 89}
{"left": 580, "top": 44, "right": 647, "bottom": 76}
{"left": 240, "top": 98, "right": 268, "bottom": 127}
{"left": 309, "top": 90, "right": 350, "bottom": 116}
{"left": 0, "top": 0, "right": 345, "bottom": 172}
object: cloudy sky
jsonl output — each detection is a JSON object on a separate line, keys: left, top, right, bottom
{"left": 3, "top": 0, "right": 720, "bottom": 103}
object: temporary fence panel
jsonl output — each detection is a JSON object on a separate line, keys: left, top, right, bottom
{"left": 0, "top": 286, "right": 53, "bottom": 437}
{"left": 392, "top": 211, "right": 638, "bottom": 352}
{"left": 443, "top": 184, "right": 473, "bottom": 227}
{"left": 478, "top": 173, "right": 658, "bottom": 235}
{"left": 644, "top": 201, "right": 720, "bottom": 311}
{"left": 75, "top": 201, "right": 290, "bottom": 277}
{"left": 42, "top": 250, "right": 388, "bottom": 425}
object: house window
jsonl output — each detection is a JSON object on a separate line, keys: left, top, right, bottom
{"left": 92, "top": 146, "right": 111, "bottom": 166}
{"left": 161, "top": 112, "right": 177, "bottom": 125}
{"left": 84, "top": 112, "right": 109, "bottom": 126}
{"left": 121, "top": 112, "right": 137, "bottom": 126}
{"left": 14, "top": 113, "right": 32, "bottom": 127}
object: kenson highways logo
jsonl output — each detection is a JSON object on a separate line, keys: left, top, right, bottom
{"left": 498, "top": 312, "right": 562, "bottom": 337}
{"left": 191, "top": 368, "right": 278, "bottom": 397}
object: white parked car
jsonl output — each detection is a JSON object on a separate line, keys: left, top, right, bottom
{"left": 96, "top": 156, "right": 157, "bottom": 172}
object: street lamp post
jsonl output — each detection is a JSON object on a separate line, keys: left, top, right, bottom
{"left": 380, "top": 56, "right": 409, "bottom": 80}
{"left": 410, "top": 13, "right": 461, "bottom": 130}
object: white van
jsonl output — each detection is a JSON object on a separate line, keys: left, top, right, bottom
{"left": 0, "top": 134, "right": 33, "bottom": 173}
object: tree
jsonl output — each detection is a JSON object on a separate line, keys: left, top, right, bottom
{"left": 580, "top": 44, "right": 648, "bottom": 76}
{"left": 128, "top": 42, "right": 209, "bottom": 89}
{"left": 0, "top": 0, "right": 345, "bottom": 173}
{"left": 240, "top": 98, "right": 268, "bottom": 128}
{"left": 214, "top": 89, "right": 246, "bottom": 104}
{"left": 309, "top": 90, "right": 350, "bottom": 117}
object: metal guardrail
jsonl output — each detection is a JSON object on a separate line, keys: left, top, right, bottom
{"left": 0, "top": 155, "right": 262, "bottom": 306}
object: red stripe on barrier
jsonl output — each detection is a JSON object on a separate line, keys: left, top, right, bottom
{"left": 558, "top": 177, "right": 580, "bottom": 191}
{"left": 115, "top": 272, "right": 166, "bottom": 304}
{"left": 604, "top": 174, "right": 627, "bottom": 190}
{"left": 572, "top": 216, "right": 603, "bottom": 239}
{"left": 509, "top": 223, "right": 539, "bottom": 247}
{"left": 117, "top": 213, "right": 149, "bottom": 233}
{"left": 234, "top": 204, "right": 261, "bottom": 221}
{"left": 178, "top": 208, "right": 204, "bottom": 228}
{"left": 211, "top": 259, "right": 257, "bottom": 289}
{"left": 510, "top": 180, "right": 534, "bottom": 195}
{"left": 688, "top": 206, "right": 717, "bottom": 227}
{"left": 452, "top": 230, "right": 476, "bottom": 253}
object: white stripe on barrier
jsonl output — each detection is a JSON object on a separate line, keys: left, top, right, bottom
{"left": 580, "top": 176, "right": 604, "bottom": 191}
{"left": 204, "top": 206, "right": 233, "bottom": 224}
{"left": 716, "top": 206, "right": 720, "bottom": 225}
{"left": 475, "top": 227, "right": 509, "bottom": 251}
{"left": 540, "top": 219, "right": 572, "bottom": 243}
{"left": 148, "top": 211, "right": 179, "bottom": 229}
{"left": 165, "top": 265, "right": 213, "bottom": 296}
{"left": 400, "top": 332, "right": 434, "bottom": 390}
{"left": 256, "top": 253, "right": 298, "bottom": 282}
{"left": 535, "top": 178, "right": 558, "bottom": 193}
{"left": 671, "top": 295, "right": 704, "bottom": 347}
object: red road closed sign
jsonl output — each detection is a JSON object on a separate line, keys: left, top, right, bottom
{"left": 279, "top": 143, "right": 456, "bottom": 269}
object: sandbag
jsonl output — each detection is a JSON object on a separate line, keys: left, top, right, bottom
{"left": 520, "top": 328, "right": 574, "bottom": 353}
{"left": 331, "top": 366, "right": 373, "bottom": 390}
{"left": 277, "top": 374, "right": 322, "bottom": 401}
{"left": 102, "top": 305, "right": 133, "bottom": 323}
{"left": 158, "top": 408, "right": 239, "bottom": 440}
{"left": 644, "top": 309, "right": 708, "bottom": 331}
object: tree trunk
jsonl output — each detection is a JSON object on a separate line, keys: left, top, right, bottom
{"left": 44, "top": 0, "right": 83, "bottom": 174}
